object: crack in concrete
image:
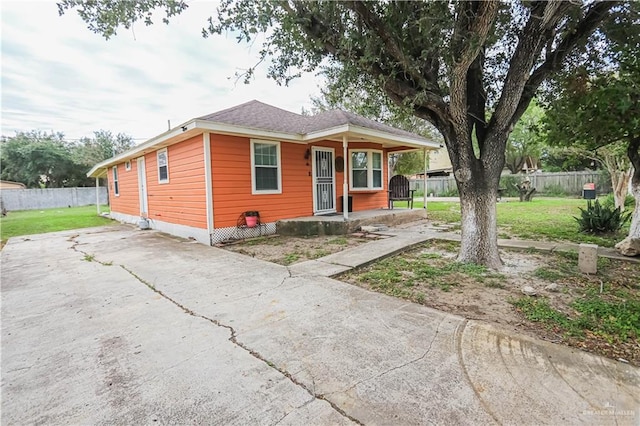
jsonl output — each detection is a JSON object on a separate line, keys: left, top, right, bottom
{"left": 68, "top": 237, "right": 362, "bottom": 425}
{"left": 324, "top": 316, "right": 445, "bottom": 399}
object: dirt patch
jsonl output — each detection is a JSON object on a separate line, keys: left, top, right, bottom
{"left": 339, "top": 240, "right": 640, "bottom": 366}
{"left": 220, "top": 234, "right": 378, "bottom": 265}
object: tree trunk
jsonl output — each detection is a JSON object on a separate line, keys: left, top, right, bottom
{"left": 445, "top": 124, "right": 505, "bottom": 269}
{"left": 458, "top": 186, "right": 502, "bottom": 268}
{"left": 627, "top": 138, "right": 640, "bottom": 239}
{"left": 629, "top": 180, "right": 640, "bottom": 239}
{"left": 451, "top": 143, "right": 504, "bottom": 269}
{"left": 612, "top": 169, "right": 631, "bottom": 210}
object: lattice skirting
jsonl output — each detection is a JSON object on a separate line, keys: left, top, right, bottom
{"left": 212, "top": 222, "right": 277, "bottom": 243}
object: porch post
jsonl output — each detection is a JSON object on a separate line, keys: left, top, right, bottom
{"left": 342, "top": 135, "right": 348, "bottom": 221}
{"left": 423, "top": 148, "right": 428, "bottom": 210}
{"left": 95, "top": 177, "right": 100, "bottom": 215}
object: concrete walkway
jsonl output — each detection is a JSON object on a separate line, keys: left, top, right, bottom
{"left": 2, "top": 225, "right": 639, "bottom": 425}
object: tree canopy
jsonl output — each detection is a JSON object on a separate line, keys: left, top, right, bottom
{"left": 0, "top": 130, "right": 134, "bottom": 188}
{"left": 541, "top": 7, "right": 640, "bottom": 239}
{"left": 505, "top": 101, "right": 543, "bottom": 174}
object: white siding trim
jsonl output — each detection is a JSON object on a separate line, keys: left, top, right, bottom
{"left": 250, "top": 139, "right": 282, "bottom": 195}
{"left": 157, "top": 148, "right": 169, "bottom": 184}
{"left": 348, "top": 149, "right": 383, "bottom": 191}
{"left": 203, "top": 133, "right": 214, "bottom": 243}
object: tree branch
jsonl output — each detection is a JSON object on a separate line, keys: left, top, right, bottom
{"left": 489, "top": 1, "right": 574, "bottom": 139}
{"left": 511, "top": 1, "right": 617, "bottom": 127}
{"left": 346, "top": 1, "right": 442, "bottom": 96}
{"left": 283, "top": 1, "right": 449, "bottom": 129}
{"left": 449, "top": 1, "right": 499, "bottom": 126}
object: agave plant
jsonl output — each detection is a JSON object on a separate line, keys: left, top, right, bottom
{"left": 575, "top": 200, "right": 631, "bottom": 234}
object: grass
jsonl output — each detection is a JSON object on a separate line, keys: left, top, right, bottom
{"left": 1, "top": 205, "right": 112, "bottom": 245}
{"left": 357, "top": 243, "right": 505, "bottom": 294}
{"left": 512, "top": 292, "right": 640, "bottom": 343}
{"left": 414, "top": 197, "right": 629, "bottom": 247}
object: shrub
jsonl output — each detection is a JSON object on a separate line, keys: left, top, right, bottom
{"left": 440, "top": 187, "right": 459, "bottom": 197}
{"left": 499, "top": 175, "right": 521, "bottom": 197}
{"left": 600, "top": 193, "right": 635, "bottom": 210}
{"left": 543, "top": 183, "right": 567, "bottom": 197}
{"left": 574, "top": 200, "right": 631, "bottom": 234}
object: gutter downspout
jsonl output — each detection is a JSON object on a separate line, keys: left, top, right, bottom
{"left": 203, "top": 133, "right": 214, "bottom": 245}
{"left": 342, "top": 135, "right": 349, "bottom": 221}
{"left": 423, "top": 148, "right": 428, "bottom": 212}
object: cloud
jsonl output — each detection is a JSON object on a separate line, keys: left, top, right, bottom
{"left": 0, "top": 1, "right": 322, "bottom": 141}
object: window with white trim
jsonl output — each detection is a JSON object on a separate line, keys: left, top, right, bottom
{"left": 125, "top": 161, "right": 131, "bottom": 171}
{"left": 157, "top": 148, "right": 169, "bottom": 183}
{"left": 350, "top": 150, "right": 383, "bottom": 190}
{"left": 251, "top": 140, "right": 282, "bottom": 194}
{"left": 112, "top": 166, "right": 119, "bottom": 196}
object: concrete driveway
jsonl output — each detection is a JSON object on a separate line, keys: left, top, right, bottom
{"left": 2, "top": 225, "right": 639, "bottom": 425}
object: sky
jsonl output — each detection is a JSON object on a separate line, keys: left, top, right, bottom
{"left": 1, "top": 1, "right": 323, "bottom": 142}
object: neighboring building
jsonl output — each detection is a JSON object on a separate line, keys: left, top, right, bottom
{"left": 87, "top": 100, "right": 439, "bottom": 245}
{"left": 425, "top": 146, "right": 453, "bottom": 177}
{"left": 0, "top": 180, "right": 27, "bottom": 190}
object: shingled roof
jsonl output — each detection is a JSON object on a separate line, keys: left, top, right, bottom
{"left": 87, "top": 100, "right": 438, "bottom": 178}
{"left": 198, "top": 100, "right": 431, "bottom": 142}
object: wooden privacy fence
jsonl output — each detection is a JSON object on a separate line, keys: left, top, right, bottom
{"left": 411, "top": 171, "right": 612, "bottom": 196}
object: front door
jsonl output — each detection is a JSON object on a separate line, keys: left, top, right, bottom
{"left": 312, "top": 147, "right": 336, "bottom": 214}
{"left": 137, "top": 157, "right": 148, "bottom": 216}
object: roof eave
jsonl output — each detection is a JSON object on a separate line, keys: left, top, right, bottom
{"left": 86, "top": 119, "right": 200, "bottom": 178}
{"left": 305, "top": 124, "right": 441, "bottom": 149}
{"left": 192, "top": 120, "right": 305, "bottom": 143}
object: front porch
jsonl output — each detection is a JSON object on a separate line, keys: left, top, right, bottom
{"left": 276, "top": 207, "right": 426, "bottom": 237}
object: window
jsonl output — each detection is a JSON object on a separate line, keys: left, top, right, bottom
{"left": 251, "top": 140, "right": 281, "bottom": 194}
{"left": 112, "top": 166, "right": 119, "bottom": 196}
{"left": 125, "top": 161, "right": 131, "bottom": 171}
{"left": 350, "top": 150, "right": 383, "bottom": 190}
{"left": 157, "top": 148, "right": 169, "bottom": 183}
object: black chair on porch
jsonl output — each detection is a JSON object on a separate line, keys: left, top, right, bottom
{"left": 388, "top": 175, "right": 415, "bottom": 209}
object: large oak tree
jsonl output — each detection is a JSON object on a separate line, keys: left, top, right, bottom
{"left": 60, "top": 0, "right": 624, "bottom": 267}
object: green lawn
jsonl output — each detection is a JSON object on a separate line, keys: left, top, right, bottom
{"left": 413, "top": 197, "right": 630, "bottom": 247}
{"left": 1, "top": 205, "right": 113, "bottom": 245}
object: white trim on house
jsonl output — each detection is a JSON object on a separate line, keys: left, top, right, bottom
{"left": 137, "top": 157, "right": 148, "bottom": 215}
{"left": 311, "top": 146, "right": 336, "bottom": 214}
{"left": 194, "top": 120, "right": 306, "bottom": 144}
{"left": 157, "top": 148, "right": 169, "bottom": 184}
{"left": 348, "top": 149, "right": 384, "bottom": 191}
{"left": 250, "top": 139, "right": 282, "bottom": 195}
{"left": 112, "top": 166, "right": 120, "bottom": 196}
{"left": 109, "top": 211, "right": 210, "bottom": 245}
{"left": 203, "top": 132, "right": 214, "bottom": 243}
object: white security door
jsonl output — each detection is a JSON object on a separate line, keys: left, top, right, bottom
{"left": 312, "top": 147, "right": 336, "bottom": 214}
{"left": 137, "top": 157, "right": 148, "bottom": 215}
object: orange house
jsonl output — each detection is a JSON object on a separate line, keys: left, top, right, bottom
{"left": 88, "top": 101, "right": 439, "bottom": 244}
